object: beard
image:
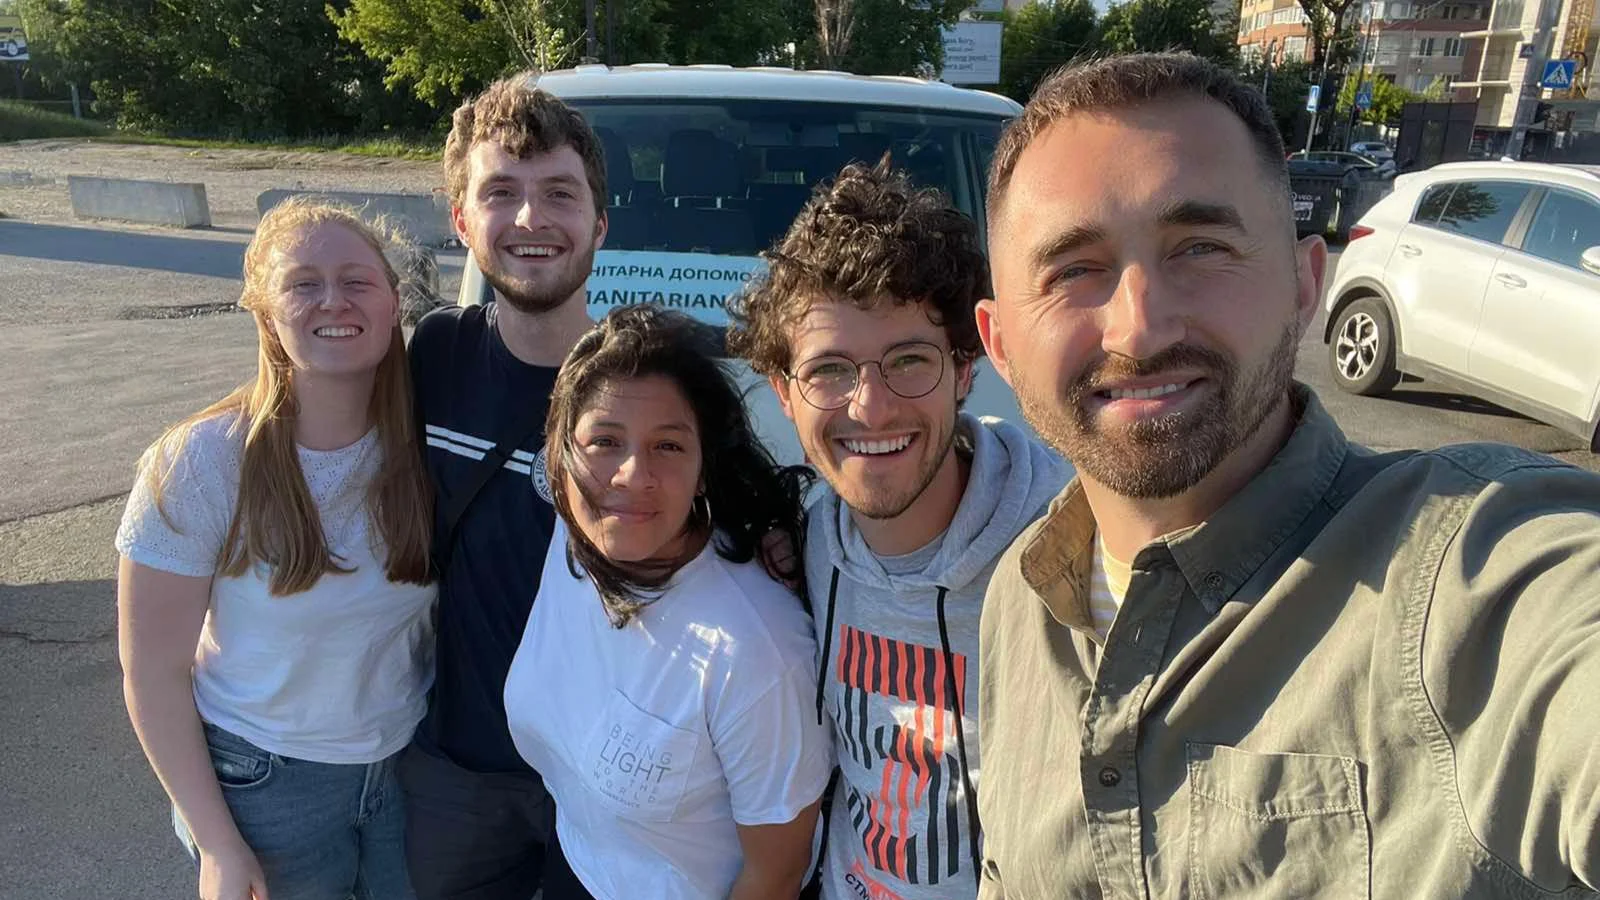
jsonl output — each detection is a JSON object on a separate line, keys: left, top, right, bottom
{"left": 1016, "top": 323, "right": 1300, "bottom": 499}
{"left": 481, "top": 237, "right": 598, "bottom": 316}
{"left": 819, "top": 410, "right": 959, "bottom": 522}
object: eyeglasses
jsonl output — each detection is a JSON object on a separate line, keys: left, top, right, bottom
{"left": 786, "top": 341, "right": 950, "bottom": 411}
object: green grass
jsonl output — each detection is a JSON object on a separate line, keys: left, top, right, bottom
{"left": 0, "top": 100, "right": 110, "bottom": 141}
{"left": 94, "top": 132, "right": 443, "bottom": 160}
{"left": 0, "top": 100, "right": 441, "bottom": 160}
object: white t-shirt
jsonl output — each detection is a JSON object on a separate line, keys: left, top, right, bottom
{"left": 505, "top": 520, "right": 833, "bottom": 899}
{"left": 114, "top": 413, "right": 436, "bottom": 764}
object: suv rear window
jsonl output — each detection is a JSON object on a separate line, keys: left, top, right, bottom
{"left": 570, "top": 99, "right": 1007, "bottom": 258}
{"left": 1415, "top": 182, "right": 1454, "bottom": 223}
{"left": 1432, "top": 180, "right": 1531, "bottom": 244}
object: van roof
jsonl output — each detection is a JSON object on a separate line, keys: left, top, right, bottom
{"left": 530, "top": 64, "right": 1022, "bottom": 117}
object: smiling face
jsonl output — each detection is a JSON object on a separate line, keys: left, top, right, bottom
{"left": 452, "top": 141, "right": 606, "bottom": 315}
{"left": 771, "top": 299, "right": 972, "bottom": 522}
{"left": 266, "top": 221, "right": 398, "bottom": 379}
{"left": 564, "top": 375, "right": 705, "bottom": 567}
{"left": 979, "top": 95, "right": 1324, "bottom": 499}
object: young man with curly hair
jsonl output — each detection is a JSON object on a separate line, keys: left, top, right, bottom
{"left": 728, "top": 158, "right": 1069, "bottom": 900}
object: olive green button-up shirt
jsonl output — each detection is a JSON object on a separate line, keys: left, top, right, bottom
{"left": 977, "top": 387, "right": 1600, "bottom": 899}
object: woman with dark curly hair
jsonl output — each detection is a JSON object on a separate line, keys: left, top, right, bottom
{"left": 503, "top": 305, "right": 833, "bottom": 900}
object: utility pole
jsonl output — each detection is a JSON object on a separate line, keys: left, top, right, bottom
{"left": 585, "top": 0, "right": 598, "bottom": 62}
{"left": 1507, "top": 0, "right": 1561, "bottom": 158}
{"left": 1344, "top": 2, "right": 1378, "bottom": 145}
{"left": 606, "top": 0, "right": 617, "bottom": 64}
{"left": 1263, "top": 38, "right": 1278, "bottom": 93}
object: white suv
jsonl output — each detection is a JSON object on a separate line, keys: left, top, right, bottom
{"left": 457, "top": 64, "right": 1028, "bottom": 463}
{"left": 1324, "top": 160, "right": 1600, "bottom": 449}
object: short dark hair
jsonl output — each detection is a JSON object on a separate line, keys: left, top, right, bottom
{"left": 444, "top": 73, "right": 607, "bottom": 216}
{"left": 988, "top": 53, "right": 1289, "bottom": 229}
{"left": 728, "top": 156, "right": 989, "bottom": 377}
{"left": 545, "top": 305, "right": 813, "bottom": 628}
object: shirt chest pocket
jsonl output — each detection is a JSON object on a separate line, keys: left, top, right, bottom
{"left": 1186, "top": 743, "right": 1370, "bottom": 900}
{"left": 580, "top": 688, "right": 703, "bottom": 823}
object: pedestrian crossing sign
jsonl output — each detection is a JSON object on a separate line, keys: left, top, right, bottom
{"left": 1541, "top": 59, "right": 1577, "bottom": 89}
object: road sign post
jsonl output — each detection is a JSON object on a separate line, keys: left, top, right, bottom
{"left": 1305, "top": 85, "right": 1322, "bottom": 152}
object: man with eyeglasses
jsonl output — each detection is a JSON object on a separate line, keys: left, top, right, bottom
{"left": 728, "top": 158, "right": 1069, "bottom": 900}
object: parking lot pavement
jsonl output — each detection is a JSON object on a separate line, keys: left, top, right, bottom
{"left": 0, "top": 499, "right": 193, "bottom": 900}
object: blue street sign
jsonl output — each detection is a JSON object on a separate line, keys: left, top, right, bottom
{"left": 1307, "top": 84, "right": 1321, "bottom": 112}
{"left": 1356, "top": 83, "right": 1374, "bottom": 110}
{"left": 1541, "top": 59, "right": 1577, "bottom": 89}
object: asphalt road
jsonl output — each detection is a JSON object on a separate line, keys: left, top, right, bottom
{"left": 1, "top": 222, "right": 1595, "bottom": 900}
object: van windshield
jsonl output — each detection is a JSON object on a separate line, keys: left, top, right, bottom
{"left": 568, "top": 98, "right": 1008, "bottom": 258}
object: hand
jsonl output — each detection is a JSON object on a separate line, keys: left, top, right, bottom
{"left": 759, "top": 527, "right": 802, "bottom": 591}
{"left": 197, "top": 839, "right": 269, "bottom": 900}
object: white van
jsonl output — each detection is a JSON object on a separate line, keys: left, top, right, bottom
{"left": 457, "top": 63, "right": 1028, "bottom": 463}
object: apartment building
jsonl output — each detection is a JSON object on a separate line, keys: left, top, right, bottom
{"left": 1455, "top": 0, "right": 1600, "bottom": 153}
{"left": 1238, "top": 0, "right": 1489, "bottom": 90}
{"left": 1238, "top": 0, "right": 1316, "bottom": 63}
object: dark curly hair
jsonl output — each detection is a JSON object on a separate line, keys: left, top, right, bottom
{"left": 727, "top": 155, "right": 989, "bottom": 378}
{"left": 545, "top": 304, "right": 814, "bottom": 628}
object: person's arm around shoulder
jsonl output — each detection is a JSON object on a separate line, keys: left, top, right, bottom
{"left": 1425, "top": 458, "right": 1600, "bottom": 890}
{"left": 116, "top": 424, "right": 267, "bottom": 900}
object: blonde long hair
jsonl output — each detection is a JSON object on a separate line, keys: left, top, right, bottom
{"left": 140, "top": 197, "right": 432, "bottom": 594}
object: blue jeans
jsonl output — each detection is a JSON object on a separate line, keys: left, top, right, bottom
{"left": 174, "top": 723, "right": 415, "bottom": 900}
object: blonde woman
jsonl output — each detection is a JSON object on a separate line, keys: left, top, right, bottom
{"left": 115, "top": 198, "right": 434, "bottom": 900}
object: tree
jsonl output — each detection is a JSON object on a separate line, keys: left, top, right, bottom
{"left": 1295, "top": 0, "right": 1360, "bottom": 78}
{"left": 814, "top": 0, "right": 856, "bottom": 69}
{"left": 657, "top": 0, "right": 791, "bottom": 67}
{"left": 1100, "top": 0, "right": 1237, "bottom": 67}
{"left": 838, "top": 0, "right": 964, "bottom": 77}
{"left": 37, "top": 0, "right": 417, "bottom": 136}
{"left": 485, "top": 0, "right": 583, "bottom": 72}
{"left": 1237, "top": 56, "right": 1315, "bottom": 146}
{"left": 331, "top": 0, "right": 547, "bottom": 106}
{"left": 11, "top": 0, "right": 77, "bottom": 104}
{"left": 999, "top": 0, "right": 1099, "bottom": 103}
{"left": 1336, "top": 74, "right": 1420, "bottom": 124}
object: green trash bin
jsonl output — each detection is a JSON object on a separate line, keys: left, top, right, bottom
{"left": 1287, "top": 159, "right": 1343, "bottom": 237}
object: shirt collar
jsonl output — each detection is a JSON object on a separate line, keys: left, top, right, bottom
{"left": 1020, "top": 384, "right": 1350, "bottom": 629}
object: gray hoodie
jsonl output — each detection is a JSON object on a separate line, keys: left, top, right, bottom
{"left": 808, "top": 414, "right": 1069, "bottom": 900}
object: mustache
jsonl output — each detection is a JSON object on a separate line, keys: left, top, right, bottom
{"left": 1069, "top": 344, "right": 1236, "bottom": 398}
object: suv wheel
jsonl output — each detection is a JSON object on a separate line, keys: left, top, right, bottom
{"left": 1329, "top": 297, "right": 1401, "bottom": 396}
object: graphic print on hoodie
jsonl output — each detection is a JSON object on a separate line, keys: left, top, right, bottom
{"left": 807, "top": 415, "right": 1069, "bottom": 900}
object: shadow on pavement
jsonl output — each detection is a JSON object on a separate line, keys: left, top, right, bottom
{"left": 0, "top": 578, "right": 116, "bottom": 644}
{"left": 0, "top": 220, "right": 245, "bottom": 279}
{"left": 1379, "top": 387, "right": 1534, "bottom": 422}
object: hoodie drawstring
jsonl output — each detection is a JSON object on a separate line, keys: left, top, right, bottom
{"left": 936, "top": 585, "right": 983, "bottom": 887}
{"left": 815, "top": 567, "right": 841, "bottom": 726}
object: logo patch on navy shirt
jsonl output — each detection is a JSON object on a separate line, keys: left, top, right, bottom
{"left": 531, "top": 446, "right": 553, "bottom": 504}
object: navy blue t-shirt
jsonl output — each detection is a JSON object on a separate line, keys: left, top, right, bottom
{"left": 409, "top": 302, "right": 559, "bottom": 774}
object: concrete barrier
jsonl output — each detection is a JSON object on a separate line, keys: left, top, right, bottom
{"left": 257, "top": 189, "right": 454, "bottom": 247}
{"left": 67, "top": 175, "right": 211, "bottom": 228}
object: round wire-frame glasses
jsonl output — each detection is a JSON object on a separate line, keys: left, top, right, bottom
{"left": 786, "top": 341, "right": 950, "bottom": 411}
